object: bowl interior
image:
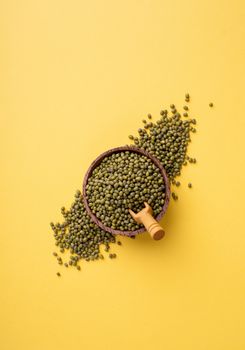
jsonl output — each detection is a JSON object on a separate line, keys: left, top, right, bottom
{"left": 82, "top": 145, "right": 170, "bottom": 237}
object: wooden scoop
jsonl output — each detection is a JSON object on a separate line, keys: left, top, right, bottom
{"left": 129, "top": 202, "right": 165, "bottom": 240}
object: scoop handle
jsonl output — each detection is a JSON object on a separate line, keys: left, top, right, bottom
{"left": 141, "top": 212, "right": 165, "bottom": 240}
{"left": 129, "top": 205, "right": 165, "bottom": 240}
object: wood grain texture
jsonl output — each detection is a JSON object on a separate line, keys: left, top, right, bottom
{"left": 83, "top": 145, "right": 170, "bottom": 237}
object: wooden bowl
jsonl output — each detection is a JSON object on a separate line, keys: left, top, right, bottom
{"left": 83, "top": 146, "right": 170, "bottom": 237}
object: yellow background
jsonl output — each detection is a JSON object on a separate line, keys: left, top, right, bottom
{"left": 1, "top": 1, "right": 245, "bottom": 349}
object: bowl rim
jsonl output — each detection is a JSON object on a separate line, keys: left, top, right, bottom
{"left": 82, "top": 145, "right": 170, "bottom": 236}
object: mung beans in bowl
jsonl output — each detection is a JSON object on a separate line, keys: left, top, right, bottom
{"left": 83, "top": 146, "right": 170, "bottom": 238}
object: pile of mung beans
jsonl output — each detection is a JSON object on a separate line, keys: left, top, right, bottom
{"left": 51, "top": 190, "right": 118, "bottom": 273}
{"left": 128, "top": 96, "right": 197, "bottom": 200}
{"left": 51, "top": 93, "right": 197, "bottom": 275}
{"left": 86, "top": 151, "right": 166, "bottom": 231}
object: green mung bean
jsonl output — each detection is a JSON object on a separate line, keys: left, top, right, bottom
{"left": 172, "top": 192, "right": 178, "bottom": 200}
